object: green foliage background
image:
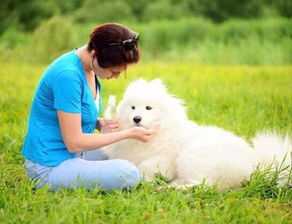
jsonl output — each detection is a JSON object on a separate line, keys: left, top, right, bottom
{"left": 1, "top": 0, "right": 292, "bottom": 32}
{"left": 0, "top": 0, "right": 291, "bottom": 65}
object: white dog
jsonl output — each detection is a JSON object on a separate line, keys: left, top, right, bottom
{"left": 102, "top": 79, "right": 291, "bottom": 189}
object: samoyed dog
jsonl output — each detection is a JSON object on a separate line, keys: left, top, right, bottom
{"left": 102, "top": 79, "right": 291, "bottom": 189}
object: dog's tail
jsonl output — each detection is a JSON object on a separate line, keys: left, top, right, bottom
{"left": 252, "top": 132, "right": 292, "bottom": 168}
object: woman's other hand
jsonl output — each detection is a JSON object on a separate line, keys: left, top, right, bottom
{"left": 99, "top": 118, "right": 120, "bottom": 133}
{"left": 128, "top": 124, "right": 160, "bottom": 143}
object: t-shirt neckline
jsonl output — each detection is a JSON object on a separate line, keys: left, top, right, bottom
{"left": 72, "top": 49, "right": 101, "bottom": 101}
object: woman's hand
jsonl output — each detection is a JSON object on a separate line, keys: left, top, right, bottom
{"left": 127, "top": 124, "right": 160, "bottom": 143}
{"left": 99, "top": 118, "right": 120, "bottom": 133}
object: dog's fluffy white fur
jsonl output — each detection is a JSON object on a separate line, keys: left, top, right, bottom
{"left": 102, "top": 79, "right": 291, "bottom": 189}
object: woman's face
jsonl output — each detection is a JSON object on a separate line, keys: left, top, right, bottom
{"left": 90, "top": 52, "right": 126, "bottom": 79}
{"left": 95, "top": 64, "right": 125, "bottom": 80}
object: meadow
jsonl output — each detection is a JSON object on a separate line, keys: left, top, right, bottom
{"left": 0, "top": 60, "right": 291, "bottom": 223}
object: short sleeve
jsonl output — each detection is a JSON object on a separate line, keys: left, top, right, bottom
{"left": 52, "top": 70, "right": 82, "bottom": 113}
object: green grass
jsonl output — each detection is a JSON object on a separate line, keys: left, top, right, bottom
{"left": 0, "top": 61, "right": 292, "bottom": 223}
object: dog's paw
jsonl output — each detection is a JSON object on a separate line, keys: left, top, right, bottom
{"left": 170, "top": 180, "right": 195, "bottom": 190}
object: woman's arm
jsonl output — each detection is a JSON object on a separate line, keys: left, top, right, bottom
{"left": 58, "top": 111, "right": 158, "bottom": 153}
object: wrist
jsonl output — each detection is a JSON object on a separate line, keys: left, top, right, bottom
{"left": 121, "top": 128, "right": 134, "bottom": 140}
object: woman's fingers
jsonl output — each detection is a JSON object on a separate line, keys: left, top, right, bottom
{"left": 132, "top": 124, "right": 161, "bottom": 142}
{"left": 100, "top": 118, "right": 120, "bottom": 133}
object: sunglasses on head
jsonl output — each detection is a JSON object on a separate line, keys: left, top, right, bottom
{"left": 109, "top": 33, "right": 139, "bottom": 51}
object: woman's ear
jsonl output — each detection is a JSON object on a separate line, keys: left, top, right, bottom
{"left": 90, "top": 50, "right": 96, "bottom": 58}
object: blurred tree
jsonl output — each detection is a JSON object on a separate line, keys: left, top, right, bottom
{"left": 0, "top": 0, "right": 82, "bottom": 33}
{"left": 0, "top": 0, "right": 51, "bottom": 33}
{"left": 197, "top": 0, "right": 263, "bottom": 22}
{"left": 269, "top": 0, "right": 292, "bottom": 18}
{"left": 181, "top": 0, "right": 205, "bottom": 16}
{"left": 1, "top": 0, "right": 291, "bottom": 35}
{"left": 123, "top": 0, "right": 153, "bottom": 21}
{"left": 53, "top": 0, "right": 83, "bottom": 14}
{"left": 142, "top": 0, "right": 185, "bottom": 21}
{"left": 74, "top": 0, "right": 135, "bottom": 23}
{"left": 31, "top": 16, "right": 78, "bottom": 62}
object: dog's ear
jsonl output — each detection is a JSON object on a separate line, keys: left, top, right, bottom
{"left": 126, "top": 79, "right": 147, "bottom": 91}
{"left": 150, "top": 79, "right": 168, "bottom": 94}
{"left": 150, "top": 79, "right": 166, "bottom": 90}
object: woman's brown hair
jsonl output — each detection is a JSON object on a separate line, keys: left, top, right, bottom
{"left": 87, "top": 23, "right": 140, "bottom": 68}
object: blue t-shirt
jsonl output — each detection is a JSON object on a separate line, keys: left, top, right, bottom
{"left": 21, "top": 50, "right": 102, "bottom": 166}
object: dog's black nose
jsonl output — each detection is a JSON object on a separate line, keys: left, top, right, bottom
{"left": 133, "top": 116, "right": 142, "bottom": 124}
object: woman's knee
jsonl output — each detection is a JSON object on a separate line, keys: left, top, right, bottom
{"left": 107, "top": 159, "right": 141, "bottom": 189}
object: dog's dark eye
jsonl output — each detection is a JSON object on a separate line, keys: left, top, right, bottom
{"left": 131, "top": 106, "right": 135, "bottom": 110}
{"left": 146, "top": 106, "right": 152, "bottom": 110}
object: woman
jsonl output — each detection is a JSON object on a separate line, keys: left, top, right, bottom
{"left": 21, "top": 23, "right": 159, "bottom": 191}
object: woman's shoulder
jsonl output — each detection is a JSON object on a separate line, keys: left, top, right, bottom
{"left": 49, "top": 51, "right": 81, "bottom": 71}
{"left": 44, "top": 51, "right": 84, "bottom": 82}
